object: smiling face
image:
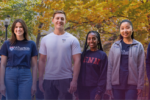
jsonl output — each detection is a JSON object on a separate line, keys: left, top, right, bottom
{"left": 120, "top": 22, "right": 133, "bottom": 39}
{"left": 87, "top": 32, "right": 98, "bottom": 51}
{"left": 14, "top": 22, "right": 24, "bottom": 39}
{"left": 52, "top": 13, "right": 66, "bottom": 30}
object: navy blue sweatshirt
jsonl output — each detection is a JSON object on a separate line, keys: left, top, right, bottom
{"left": 78, "top": 50, "right": 108, "bottom": 95}
{"left": 146, "top": 43, "right": 150, "bottom": 80}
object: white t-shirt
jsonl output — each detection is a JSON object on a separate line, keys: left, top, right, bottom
{"left": 39, "top": 32, "right": 81, "bottom": 80}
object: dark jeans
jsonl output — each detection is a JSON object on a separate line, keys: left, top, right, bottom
{"left": 5, "top": 67, "right": 32, "bottom": 100}
{"left": 43, "top": 78, "right": 72, "bottom": 100}
{"left": 112, "top": 89, "right": 137, "bottom": 100}
{"left": 78, "top": 86, "right": 99, "bottom": 100}
{"left": 1, "top": 95, "right": 6, "bottom": 100}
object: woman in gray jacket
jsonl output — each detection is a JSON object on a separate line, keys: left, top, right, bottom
{"left": 107, "top": 19, "right": 145, "bottom": 100}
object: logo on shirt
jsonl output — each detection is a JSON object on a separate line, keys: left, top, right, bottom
{"left": 121, "top": 50, "right": 129, "bottom": 55}
{"left": 83, "top": 57, "right": 101, "bottom": 65}
{"left": 9, "top": 46, "right": 30, "bottom": 51}
{"left": 134, "top": 45, "right": 138, "bottom": 48}
{"left": 9, "top": 46, "right": 14, "bottom": 51}
{"left": 62, "top": 39, "right": 66, "bottom": 43}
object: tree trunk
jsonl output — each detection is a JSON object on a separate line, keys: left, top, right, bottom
{"left": 36, "top": 23, "right": 43, "bottom": 51}
{"left": 147, "top": 14, "right": 150, "bottom": 38}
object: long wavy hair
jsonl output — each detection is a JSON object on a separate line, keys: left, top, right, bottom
{"left": 79, "top": 31, "right": 103, "bottom": 85}
{"left": 10, "top": 19, "right": 29, "bottom": 45}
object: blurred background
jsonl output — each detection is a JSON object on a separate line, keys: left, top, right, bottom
{"left": 0, "top": 0, "right": 150, "bottom": 99}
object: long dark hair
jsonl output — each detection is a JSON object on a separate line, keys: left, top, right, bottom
{"left": 10, "top": 19, "right": 29, "bottom": 45}
{"left": 81, "top": 31, "right": 103, "bottom": 62}
{"left": 79, "top": 31, "right": 103, "bottom": 85}
{"left": 119, "top": 19, "right": 134, "bottom": 40}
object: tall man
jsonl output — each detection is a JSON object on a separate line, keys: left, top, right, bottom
{"left": 38, "top": 10, "right": 81, "bottom": 100}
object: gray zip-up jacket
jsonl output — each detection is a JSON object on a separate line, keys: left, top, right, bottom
{"left": 106, "top": 39, "right": 145, "bottom": 90}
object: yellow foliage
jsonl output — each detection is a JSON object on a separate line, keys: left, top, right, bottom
{"left": 32, "top": 0, "right": 150, "bottom": 50}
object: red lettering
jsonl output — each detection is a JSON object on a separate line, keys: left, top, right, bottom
{"left": 93, "top": 58, "right": 97, "bottom": 64}
{"left": 87, "top": 57, "right": 94, "bottom": 63}
{"left": 83, "top": 57, "right": 89, "bottom": 63}
{"left": 83, "top": 57, "right": 86, "bottom": 63}
{"left": 97, "top": 59, "right": 101, "bottom": 65}
{"left": 93, "top": 58, "right": 101, "bottom": 65}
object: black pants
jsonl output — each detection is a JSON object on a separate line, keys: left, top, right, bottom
{"left": 36, "top": 80, "right": 44, "bottom": 100}
{"left": 78, "top": 86, "right": 98, "bottom": 100}
{"left": 43, "top": 78, "right": 73, "bottom": 100}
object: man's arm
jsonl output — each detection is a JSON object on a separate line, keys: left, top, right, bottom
{"left": 38, "top": 54, "right": 47, "bottom": 93}
{"left": 69, "top": 53, "right": 81, "bottom": 94}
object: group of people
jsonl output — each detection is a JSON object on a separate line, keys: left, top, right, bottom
{"left": 0, "top": 10, "right": 149, "bottom": 100}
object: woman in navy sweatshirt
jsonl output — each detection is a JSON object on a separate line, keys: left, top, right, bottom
{"left": 78, "top": 31, "right": 108, "bottom": 100}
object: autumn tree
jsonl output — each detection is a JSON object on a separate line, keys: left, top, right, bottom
{"left": 0, "top": 0, "right": 41, "bottom": 43}
{"left": 32, "top": 0, "right": 149, "bottom": 53}
{"left": 0, "top": 0, "right": 150, "bottom": 98}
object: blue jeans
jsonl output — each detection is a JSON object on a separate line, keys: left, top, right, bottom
{"left": 112, "top": 89, "right": 137, "bottom": 100}
{"left": 5, "top": 67, "right": 32, "bottom": 100}
{"left": 1, "top": 95, "right": 6, "bottom": 100}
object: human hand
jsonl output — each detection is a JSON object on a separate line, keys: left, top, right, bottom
{"left": 39, "top": 80, "right": 45, "bottom": 93}
{"left": 95, "top": 94, "right": 101, "bottom": 100}
{"left": 0, "top": 84, "right": 6, "bottom": 96}
{"left": 68, "top": 80, "right": 77, "bottom": 94}
{"left": 31, "top": 84, "right": 36, "bottom": 96}
{"left": 137, "top": 89, "right": 142, "bottom": 96}
{"left": 107, "top": 90, "right": 113, "bottom": 98}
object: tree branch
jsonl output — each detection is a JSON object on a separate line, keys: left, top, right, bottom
{"left": 40, "top": 35, "right": 46, "bottom": 37}
{"left": 0, "top": 33, "right": 4, "bottom": 36}
{"left": 65, "top": 26, "right": 74, "bottom": 31}
{"left": 140, "top": 0, "right": 144, "bottom": 3}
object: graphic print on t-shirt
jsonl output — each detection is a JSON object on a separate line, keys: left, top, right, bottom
{"left": 121, "top": 50, "right": 129, "bottom": 55}
{"left": 121, "top": 40, "right": 130, "bottom": 56}
{"left": 0, "top": 40, "right": 38, "bottom": 68}
{"left": 62, "top": 39, "right": 66, "bottom": 43}
{"left": 9, "top": 46, "right": 30, "bottom": 51}
{"left": 83, "top": 57, "right": 101, "bottom": 65}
